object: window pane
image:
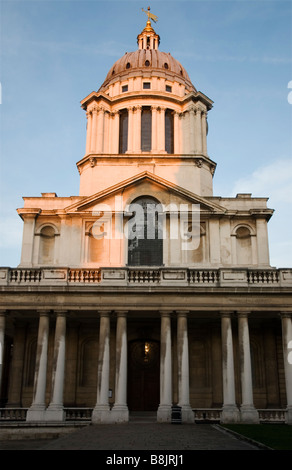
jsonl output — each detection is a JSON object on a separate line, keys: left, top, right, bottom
{"left": 119, "top": 109, "right": 128, "bottom": 154}
{"left": 141, "top": 107, "right": 152, "bottom": 151}
{"left": 128, "top": 197, "right": 163, "bottom": 266}
{"left": 165, "top": 110, "right": 174, "bottom": 153}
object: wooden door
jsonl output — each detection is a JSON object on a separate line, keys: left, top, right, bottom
{"left": 128, "top": 340, "right": 160, "bottom": 411}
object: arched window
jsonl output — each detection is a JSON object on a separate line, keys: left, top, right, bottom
{"left": 38, "top": 225, "right": 56, "bottom": 264}
{"left": 128, "top": 197, "right": 163, "bottom": 266}
{"left": 141, "top": 107, "right": 152, "bottom": 151}
{"left": 119, "top": 109, "right": 128, "bottom": 154}
{"left": 165, "top": 109, "right": 174, "bottom": 153}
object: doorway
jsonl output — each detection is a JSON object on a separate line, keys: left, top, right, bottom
{"left": 128, "top": 340, "right": 160, "bottom": 411}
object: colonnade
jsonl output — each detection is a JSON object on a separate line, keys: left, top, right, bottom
{"left": 0, "top": 310, "right": 291, "bottom": 424}
{"left": 84, "top": 103, "right": 208, "bottom": 156}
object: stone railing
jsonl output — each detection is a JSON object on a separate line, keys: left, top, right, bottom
{"left": 64, "top": 408, "right": 93, "bottom": 421}
{"left": 193, "top": 408, "right": 221, "bottom": 422}
{"left": 0, "top": 267, "right": 291, "bottom": 288}
{"left": 258, "top": 409, "right": 287, "bottom": 423}
{"left": 0, "top": 408, "right": 28, "bottom": 421}
{"left": 0, "top": 407, "right": 287, "bottom": 423}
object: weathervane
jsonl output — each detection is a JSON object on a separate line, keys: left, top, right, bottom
{"left": 142, "top": 6, "right": 158, "bottom": 24}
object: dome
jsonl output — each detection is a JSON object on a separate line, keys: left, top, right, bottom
{"left": 98, "top": 19, "right": 196, "bottom": 94}
{"left": 99, "top": 49, "right": 196, "bottom": 93}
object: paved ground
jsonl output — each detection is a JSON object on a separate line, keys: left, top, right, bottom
{"left": 0, "top": 421, "right": 262, "bottom": 451}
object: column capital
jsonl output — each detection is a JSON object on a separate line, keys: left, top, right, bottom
{"left": 159, "top": 310, "right": 173, "bottom": 317}
{"left": 220, "top": 311, "right": 235, "bottom": 318}
{"left": 176, "top": 310, "right": 189, "bottom": 317}
{"left": 280, "top": 312, "right": 292, "bottom": 317}
{"left": 98, "top": 310, "right": 112, "bottom": 317}
{"left": 37, "top": 309, "right": 51, "bottom": 316}
{"left": 54, "top": 310, "right": 67, "bottom": 317}
{"left": 237, "top": 311, "right": 251, "bottom": 318}
{"left": 115, "top": 310, "right": 128, "bottom": 317}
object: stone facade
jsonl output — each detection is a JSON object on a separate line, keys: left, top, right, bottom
{"left": 0, "top": 17, "right": 291, "bottom": 425}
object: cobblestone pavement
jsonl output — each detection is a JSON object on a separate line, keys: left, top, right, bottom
{"left": 0, "top": 422, "right": 261, "bottom": 451}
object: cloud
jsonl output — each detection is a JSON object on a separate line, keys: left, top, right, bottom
{"left": 231, "top": 157, "right": 292, "bottom": 204}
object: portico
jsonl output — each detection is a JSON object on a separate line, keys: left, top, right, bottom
{"left": 0, "top": 269, "right": 291, "bottom": 424}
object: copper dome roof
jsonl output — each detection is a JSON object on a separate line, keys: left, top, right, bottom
{"left": 99, "top": 49, "right": 196, "bottom": 93}
{"left": 98, "top": 18, "right": 196, "bottom": 94}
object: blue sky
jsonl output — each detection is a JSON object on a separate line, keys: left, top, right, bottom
{"left": 0, "top": 0, "right": 291, "bottom": 268}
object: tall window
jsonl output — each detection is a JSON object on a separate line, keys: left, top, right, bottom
{"left": 128, "top": 197, "right": 163, "bottom": 266}
{"left": 119, "top": 109, "right": 128, "bottom": 154}
{"left": 165, "top": 109, "right": 174, "bottom": 154}
{"left": 141, "top": 107, "right": 152, "bottom": 151}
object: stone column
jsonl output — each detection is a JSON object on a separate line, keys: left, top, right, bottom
{"left": 0, "top": 312, "right": 6, "bottom": 403}
{"left": 92, "top": 311, "right": 111, "bottom": 423}
{"left": 177, "top": 311, "right": 194, "bottom": 422}
{"left": 157, "top": 311, "right": 172, "bottom": 422}
{"left": 189, "top": 108, "right": 196, "bottom": 154}
{"left": 201, "top": 111, "right": 207, "bottom": 156}
{"left": 111, "top": 311, "right": 129, "bottom": 422}
{"left": 46, "top": 312, "right": 66, "bottom": 421}
{"left": 158, "top": 107, "right": 165, "bottom": 152}
{"left": 133, "top": 106, "right": 142, "bottom": 152}
{"left": 96, "top": 107, "right": 105, "bottom": 154}
{"left": 151, "top": 106, "right": 158, "bottom": 152}
{"left": 281, "top": 313, "right": 292, "bottom": 424}
{"left": 110, "top": 111, "right": 120, "bottom": 154}
{"left": 238, "top": 313, "right": 259, "bottom": 423}
{"left": 90, "top": 106, "right": 98, "bottom": 153}
{"left": 26, "top": 311, "right": 50, "bottom": 421}
{"left": 127, "top": 107, "right": 134, "bottom": 153}
{"left": 174, "top": 112, "right": 181, "bottom": 154}
{"left": 195, "top": 108, "right": 202, "bottom": 154}
{"left": 85, "top": 110, "right": 92, "bottom": 155}
{"left": 221, "top": 313, "right": 240, "bottom": 423}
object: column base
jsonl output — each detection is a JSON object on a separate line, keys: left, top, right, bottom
{"left": 286, "top": 406, "right": 292, "bottom": 425}
{"left": 26, "top": 404, "right": 46, "bottom": 422}
{"left": 45, "top": 404, "right": 65, "bottom": 422}
{"left": 220, "top": 405, "right": 240, "bottom": 424}
{"left": 157, "top": 404, "right": 172, "bottom": 423}
{"left": 180, "top": 405, "right": 194, "bottom": 423}
{"left": 92, "top": 405, "right": 111, "bottom": 424}
{"left": 240, "top": 405, "right": 259, "bottom": 423}
{"left": 110, "top": 405, "right": 129, "bottom": 423}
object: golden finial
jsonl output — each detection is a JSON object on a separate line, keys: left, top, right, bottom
{"left": 142, "top": 6, "right": 158, "bottom": 25}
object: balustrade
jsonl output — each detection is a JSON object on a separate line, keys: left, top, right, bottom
{"left": 2, "top": 267, "right": 289, "bottom": 287}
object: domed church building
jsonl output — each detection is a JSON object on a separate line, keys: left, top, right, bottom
{"left": 0, "top": 10, "right": 292, "bottom": 425}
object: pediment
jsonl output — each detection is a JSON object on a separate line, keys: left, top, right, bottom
{"left": 65, "top": 171, "right": 226, "bottom": 214}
